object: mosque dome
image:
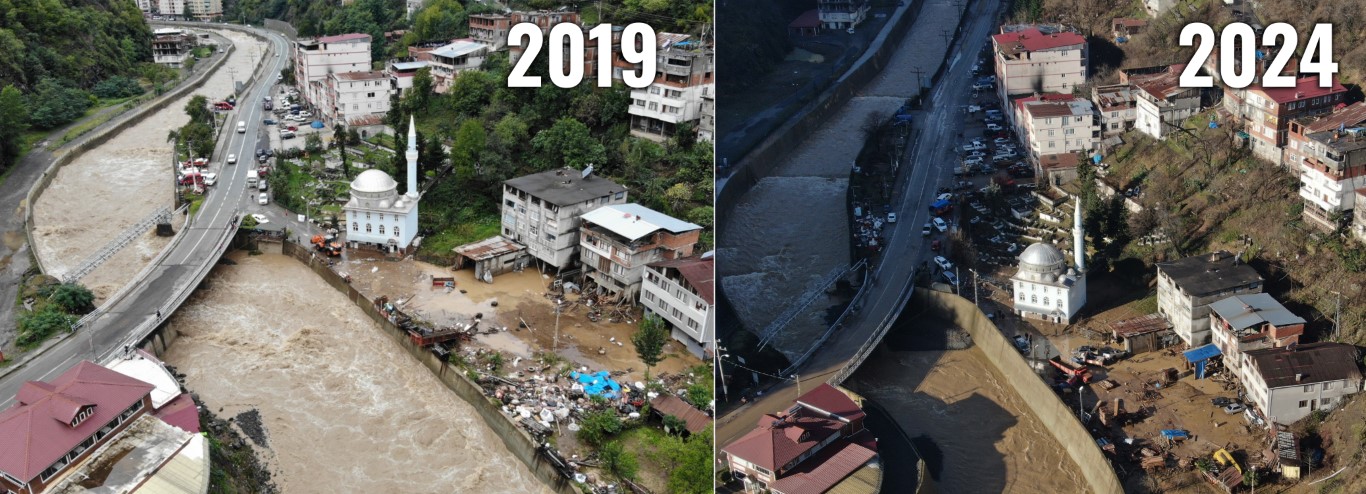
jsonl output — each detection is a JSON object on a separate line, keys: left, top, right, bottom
{"left": 351, "top": 169, "right": 398, "bottom": 193}
{"left": 1016, "top": 243, "right": 1068, "bottom": 283}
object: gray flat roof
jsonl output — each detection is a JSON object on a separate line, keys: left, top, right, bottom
{"left": 1156, "top": 251, "right": 1263, "bottom": 297}
{"left": 504, "top": 168, "right": 626, "bottom": 207}
{"left": 1209, "top": 293, "right": 1304, "bottom": 329}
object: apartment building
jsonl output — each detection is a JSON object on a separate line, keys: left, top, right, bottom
{"left": 579, "top": 204, "right": 701, "bottom": 299}
{"left": 409, "top": 39, "right": 487, "bottom": 93}
{"left": 324, "top": 71, "right": 392, "bottom": 127}
{"left": 1092, "top": 84, "right": 1138, "bottom": 137}
{"left": 507, "top": 10, "right": 582, "bottom": 65}
{"left": 1224, "top": 75, "right": 1347, "bottom": 163}
{"left": 386, "top": 59, "right": 429, "bottom": 95}
{"left": 1019, "top": 98, "right": 1099, "bottom": 165}
{"left": 470, "top": 13, "right": 513, "bottom": 50}
{"left": 1208, "top": 294, "right": 1305, "bottom": 387}
{"left": 817, "top": 0, "right": 869, "bottom": 30}
{"left": 185, "top": 0, "right": 221, "bottom": 20}
{"left": 1288, "top": 102, "right": 1366, "bottom": 230}
{"left": 1131, "top": 64, "right": 1201, "bottom": 140}
{"left": 156, "top": 0, "right": 184, "bottom": 18}
{"left": 501, "top": 168, "right": 628, "bottom": 269}
{"left": 699, "top": 84, "right": 716, "bottom": 142}
{"left": 629, "top": 44, "right": 714, "bottom": 141}
{"left": 151, "top": 28, "right": 194, "bottom": 67}
{"left": 293, "top": 34, "right": 373, "bottom": 109}
{"left": 1243, "top": 343, "right": 1363, "bottom": 424}
{"left": 1156, "top": 251, "right": 1264, "bottom": 346}
{"left": 642, "top": 254, "right": 715, "bottom": 359}
{"left": 992, "top": 26, "right": 1087, "bottom": 102}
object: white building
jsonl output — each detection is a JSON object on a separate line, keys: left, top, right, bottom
{"left": 136, "top": 0, "right": 155, "bottom": 14}
{"left": 992, "top": 26, "right": 1087, "bottom": 102}
{"left": 501, "top": 168, "right": 628, "bottom": 269}
{"left": 422, "top": 39, "right": 487, "bottom": 94}
{"left": 1208, "top": 293, "right": 1305, "bottom": 387}
{"left": 1012, "top": 201, "right": 1087, "bottom": 323}
{"left": 344, "top": 117, "right": 421, "bottom": 251}
{"left": 324, "top": 71, "right": 392, "bottom": 127}
{"left": 642, "top": 254, "right": 715, "bottom": 359}
{"left": 1243, "top": 343, "right": 1363, "bottom": 425}
{"left": 1290, "top": 103, "right": 1366, "bottom": 231}
{"left": 157, "top": 0, "right": 185, "bottom": 17}
{"left": 1092, "top": 84, "right": 1138, "bottom": 137}
{"left": 185, "top": 0, "right": 221, "bottom": 20}
{"left": 1156, "top": 251, "right": 1264, "bottom": 346}
{"left": 817, "top": 0, "right": 869, "bottom": 30}
{"left": 1133, "top": 64, "right": 1201, "bottom": 140}
{"left": 1144, "top": 0, "right": 1176, "bottom": 17}
{"left": 629, "top": 46, "right": 714, "bottom": 142}
{"left": 294, "top": 34, "right": 373, "bottom": 110}
{"left": 1019, "top": 99, "right": 1099, "bottom": 165}
{"left": 151, "top": 28, "right": 193, "bottom": 68}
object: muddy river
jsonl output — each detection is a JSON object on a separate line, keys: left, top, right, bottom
{"left": 162, "top": 253, "right": 551, "bottom": 493}
{"left": 31, "top": 29, "right": 267, "bottom": 302}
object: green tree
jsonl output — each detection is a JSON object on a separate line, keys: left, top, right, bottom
{"left": 577, "top": 409, "right": 622, "bottom": 446}
{"left": 185, "top": 95, "right": 212, "bottom": 127}
{"left": 631, "top": 314, "right": 668, "bottom": 381}
{"left": 668, "top": 426, "right": 713, "bottom": 494}
{"left": 420, "top": 132, "right": 447, "bottom": 178}
{"left": 29, "top": 78, "right": 94, "bottom": 130}
{"left": 0, "top": 85, "right": 29, "bottom": 168}
{"left": 598, "top": 441, "right": 638, "bottom": 480}
{"left": 662, "top": 414, "right": 687, "bottom": 435}
{"left": 44, "top": 283, "right": 95, "bottom": 314}
{"left": 406, "top": 67, "right": 434, "bottom": 112}
{"left": 92, "top": 76, "right": 143, "bottom": 99}
{"left": 411, "top": 0, "right": 467, "bottom": 42}
{"left": 179, "top": 122, "right": 215, "bottom": 158}
{"left": 17, "top": 309, "right": 77, "bottom": 347}
{"left": 530, "top": 118, "right": 606, "bottom": 171}
{"left": 335, "top": 123, "right": 351, "bottom": 178}
{"left": 664, "top": 182, "right": 693, "bottom": 216}
{"left": 305, "top": 133, "right": 324, "bottom": 154}
{"left": 451, "top": 119, "right": 485, "bottom": 182}
{"left": 685, "top": 381, "right": 712, "bottom": 409}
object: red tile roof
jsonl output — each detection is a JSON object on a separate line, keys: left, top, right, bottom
{"left": 317, "top": 33, "right": 371, "bottom": 43}
{"left": 789, "top": 10, "right": 821, "bottom": 29}
{"left": 768, "top": 431, "right": 878, "bottom": 494}
{"left": 648, "top": 255, "right": 715, "bottom": 305}
{"left": 649, "top": 394, "right": 712, "bottom": 434}
{"left": 1113, "top": 17, "right": 1147, "bottom": 28}
{"left": 153, "top": 394, "right": 200, "bottom": 434}
{"left": 1132, "top": 64, "right": 1188, "bottom": 100}
{"left": 796, "top": 383, "right": 865, "bottom": 423}
{"left": 722, "top": 412, "right": 845, "bottom": 472}
{"left": 0, "top": 361, "right": 154, "bottom": 483}
{"left": 993, "top": 28, "right": 1085, "bottom": 53}
{"left": 1250, "top": 75, "right": 1346, "bottom": 104}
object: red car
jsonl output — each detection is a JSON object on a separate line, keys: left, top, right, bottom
{"left": 286, "top": 125, "right": 298, "bottom": 132}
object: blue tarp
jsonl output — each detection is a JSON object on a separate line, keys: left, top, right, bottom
{"left": 1184, "top": 344, "right": 1222, "bottom": 379}
{"left": 571, "top": 371, "right": 622, "bottom": 399}
{"left": 1160, "top": 429, "right": 1189, "bottom": 440}
{"left": 930, "top": 199, "right": 950, "bottom": 210}
{"left": 310, "top": 120, "right": 325, "bottom": 129}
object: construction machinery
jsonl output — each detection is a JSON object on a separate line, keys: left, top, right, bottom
{"left": 311, "top": 234, "right": 342, "bottom": 256}
{"left": 1049, "top": 356, "right": 1094, "bottom": 386}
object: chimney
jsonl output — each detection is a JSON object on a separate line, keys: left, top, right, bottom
{"left": 1295, "top": 373, "right": 1305, "bottom": 382}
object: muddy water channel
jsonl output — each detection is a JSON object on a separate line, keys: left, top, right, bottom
{"left": 163, "top": 253, "right": 550, "bottom": 493}
{"left": 31, "top": 29, "right": 266, "bottom": 302}
{"left": 847, "top": 321, "right": 1087, "bottom": 494}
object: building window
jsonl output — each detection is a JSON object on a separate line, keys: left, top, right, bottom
{"left": 614, "top": 191, "right": 625, "bottom": 200}
{"left": 648, "top": 102, "right": 658, "bottom": 111}
{"left": 1031, "top": 295, "right": 1037, "bottom": 303}
{"left": 687, "top": 318, "right": 699, "bottom": 329}
{"left": 366, "top": 212, "right": 371, "bottom": 220}
{"left": 367, "top": 92, "right": 375, "bottom": 98}
{"left": 394, "top": 226, "right": 399, "bottom": 237}
{"left": 366, "top": 223, "right": 372, "bottom": 233}
{"left": 1299, "top": 400, "right": 1309, "bottom": 408}
{"left": 644, "top": 291, "right": 655, "bottom": 302}
{"left": 1043, "top": 297, "right": 1049, "bottom": 306}
{"left": 1304, "top": 384, "right": 1315, "bottom": 392}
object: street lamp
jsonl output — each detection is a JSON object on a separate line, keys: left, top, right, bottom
{"left": 715, "top": 346, "right": 729, "bottom": 402}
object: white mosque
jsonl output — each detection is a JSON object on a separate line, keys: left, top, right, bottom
{"left": 1011, "top": 199, "right": 1088, "bottom": 323}
{"left": 343, "top": 116, "right": 421, "bottom": 251}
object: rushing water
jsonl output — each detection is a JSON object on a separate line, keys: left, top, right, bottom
{"left": 31, "top": 30, "right": 266, "bottom": 302}
{"left": 162, "top": 253, "right": 552, "bottom": 494}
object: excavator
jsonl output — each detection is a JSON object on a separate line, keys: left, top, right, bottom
{"left": 311, "top": 234, "right": 343, "bottom": 256}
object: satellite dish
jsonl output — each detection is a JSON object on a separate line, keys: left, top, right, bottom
{"left": 582, "top": 164, "right": 594, "bottom": 178}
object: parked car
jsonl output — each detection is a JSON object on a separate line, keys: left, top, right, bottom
{"left": 965, "top": 105, "right": 981, "bottom": 113}
{"left": 1223, "top": 403, "right": 1246, "bottom": 414}
{"left": 994, "top": 137, "right": 1012, "bottom": 145}
{"left": 286, "top": 125, "right": 298, "bottom": 132}
{"left": 942, "top": 271, "right": 959, "bottom": 286}
{"left": 887, "top": 212, "right": 897, "bottom": 223}
{"left": 964, "top": 157, "right": 984, "bottom": 166}
{"left": 933, "top": 217, "right": 948, "bottom": 232}
{"left": 972, "top": 82, "right": 992, "bottom": 91}
{"left": 226, "top": 154, "right": 236, "bottom": 164}
{"left": 202, "top": 173, "right": 218, "bottom": 186}
{"left": 258, "top": 192, "right": 269, "bottom": 205}
{"left": 962, "top": 142, "right": 987, "bottom": 152}
{"left": 986, "top": 123, "right": 1003, "bottom": 131}
{"left": 933, "top": 255, "right": 953, "bottom": 271}
{"left": 281, "top": 130, "right": 296, "bottom": 139}
{"left": 263, "top": 119, "right": 276, "bottom": 125}
{"left": 966, "top": 150, "right": 987, "bottom": 159}
{"left": 922, "top": 223, "right": 933, "bottom": 236}
{"left": 931, "top": 239, "right": 941, "bottom": 251}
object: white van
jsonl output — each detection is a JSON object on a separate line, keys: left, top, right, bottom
{"left": 236, "top": 121, "right": 246, "bottom": 133}
{"left": 246, "top": 169, "right": 259, "bottom": 186}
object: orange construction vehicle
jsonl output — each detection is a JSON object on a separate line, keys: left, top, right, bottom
{"left": 311, "top": 234, "right": 342, "bottom": 256}
{"left": 1049, "top": 356, "right": 1094, "bottom": 386}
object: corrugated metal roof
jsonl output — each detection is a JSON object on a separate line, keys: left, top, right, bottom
{"left": 795, "top": 384, "right": 866, "bottom": 423}
{"left": 581, "top": 203, "right": 701, "bottom": 241}
{"left": 1246, "top": 342, "right": 1363, "bottom": 388}
{"left": 1183, "top": 344, "right": 1223, "bottom": 363}
{"left": 649, "top": 395, "right": 712, "bottom": 434}
{"left": 430, "top": 40, "right": 485, "bottom": 59}
{"left": 1208, "top": 293, "right": 1304, "bottom": 330}
{"left": 721, "top": 412, "right": 844, "bottom": 471}
{"left": 769, "top": 432, "right": 878, "bottom": 494}
{"left": 453, "top": 236, "right": 524, "bottom": 260}
{"left": 648, "top": 255, "right": 715, "bottom": 305}
{"left": 1110, "top": 314, "right": 1173, "bottom": 337}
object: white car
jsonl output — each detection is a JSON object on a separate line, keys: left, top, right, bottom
{"left": 202, "top": 173, "right": 218, "bottom": 186}
{"left": 962, "top": 142, "right": 987, "bottom": 152}
{"left": 934, "top": 255, "right": 954, "bottom": 271}
{"left": 964, "top": 157, "right": 984, "bottom": 166}
{"left": 298, "top": 111, "right": 312, "bottom": 119}
{"left": 994, "top": 137, "right": 1013, "bottom": 145}
{"left": 887, "top": 212, "right": 897, "bottom": 223}
{"left": 965, "top": 105, "right": 981, "bottom": 113}
{"left": 226, "top": 154, "right": 237, "bottom": 164}
{"left": 257, "top": 192, "right": 269, "bottom": 205}
{"left": 933, "top": 217, "right": 948, "bottom": 232}
{"left": 965, "top": 150, "right": 987, "bottom": 158}
{"left": 922, "top": 223, "right": 933, "bottom": 236}
{"left": 942, "top": 271, "right": 960, "bottom": 286}
{"left": 986, "top": 123, "right": 1003, "bottom": 131}
{"left": 937, "top": 193, "right": 954, "bottom": 201}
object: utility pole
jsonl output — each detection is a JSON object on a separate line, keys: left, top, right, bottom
{"left": 715, "top": 346, "right": 729, "bottom": 402}
{"left": 971, "top": 268, "right": 979, "bottom": 306}
{"left": 1334, "top": 290, "right": 1342, "bottom": 341}
{"left": 794, "top": 373, "right": 801, "bottom": 397}
{"left": 940, "top": 28, "right": 952, "bottom": 47}
{"left": 553, "top": 297, "right": 562, "bottom": 350}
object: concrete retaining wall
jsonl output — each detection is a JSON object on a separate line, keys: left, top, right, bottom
{"left": 277, "top": 240, "right": 577, "bottom": 494}
{"left": 911, "top": 288, "right": 1124, "bottom": 494}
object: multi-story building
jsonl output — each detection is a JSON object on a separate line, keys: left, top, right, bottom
{"left": 293, "top": 34, "right": 373, "bottom": 109}
{"left": 992, "top": 26, "right": 1087, "bottom": 102}
{"left": 470, "top": 13, "right": 513, "bottom": 50}
{"left": 507, "top": 10, "right": 582, "bottom": 65}
{"left": 1156, "top": 251, "right": 1264, "bottom": 346}
{"left": 1224, "top": 75, "right": 1347, "bottom": 163}
{"left": 1011, "top": 201, "right": 1088, "bottom": 323}
{"left": 698, "top": 84, "right": 715, "bottom": 142}
{"left": 1092, "top": 84, "right": 1137, "bottom": 137}
{"left": 410, "top": 39, "right": 487, "bottom": 93}
{"left": 343, "top": 118, "right": 421, "bottom": 251}
{"left": 817, "top": 0, "right": 869, "bottom": 30}
{"left": 579, "top": 203, "right": 701, "bottom": 299}
{"left": 324, "top": 71, "right": 392, "bottom": 127}
{"left": 1289, "top": 102, "right": 1366, "bottom": 230}
{"left": 642, "top": 254, "right": 715, "bottom": 359}
{"left": 1354, "top": 188, "right": 1366, "bottom": 243}
{"left": 1208, "top": 293, "right": 1305, "bottom": 386}
{"left": 1019, "top": 98, "right": 1099, "bottom": 165}
{"left": 721, "top": 383, "right": 878, "bottom": 494}
{"left": 1243, "top": 343, "right": 1363, "bottom": 424}
{"left": 628, "top": 44, "right": 714, "bottom": 141}
{"left": 501, "top": 168, "right": 628, "bottom": 269}
{"left": 386, "top": 58, "right": 429, "bottom": 95}
{"left": 151, "top": 28, "right": 194, "bottom": 67}
{"left": 1132, "top": 64, "right": 1201, "bottom": 140}
{"left": 185, "top": 0, "right": 221, "bottom": 20}
{"left": 156, "top": 0, "right": 184, "bottom": 18}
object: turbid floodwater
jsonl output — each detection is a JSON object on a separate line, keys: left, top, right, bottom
{"left": 162, "top": 252, "right": 551, "bottom": 493}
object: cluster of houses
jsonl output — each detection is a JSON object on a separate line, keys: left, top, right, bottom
{"left": 135, "top": 0, "right": 222, "bottom": 21}
{"left": 294, "top": 10, "right": 715, "bottom": 138}
{"left": 0, "top": 352, "right": 208, "bottom": 494}
{"left": 452, "top": 167, "right": 714, "bottom": 360}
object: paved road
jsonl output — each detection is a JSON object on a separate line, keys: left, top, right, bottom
{"left": 717, "top": 0, "right": 1003, "bottom": 447}
{"left": 0, "top": 24, "right": 292, "bottom": 408}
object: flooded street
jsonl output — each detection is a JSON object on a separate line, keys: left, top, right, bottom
{"left": 163, "top": 252, "right": 551, "bottom": 494}
{"left": 847, "top": 325, "right": 1087, "bottom": 494}
{"left": 31, "top": 29, "right": 266, "bottom": 302}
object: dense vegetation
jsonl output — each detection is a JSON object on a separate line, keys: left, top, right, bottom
{"left": 715, "top": 0, "right": 803, "bottom": 94}
{"left": 16, "top": 276, "right": 95, "bottom": 348}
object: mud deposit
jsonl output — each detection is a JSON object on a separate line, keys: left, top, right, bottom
{"left": 849, "top": 328, "right": 1087, "bottom": 493}
{"left": 163, "top": 253, "right": 551, "bottom": 494}
{"left": 31, "top": 29, "right": 265, "bottom": 302}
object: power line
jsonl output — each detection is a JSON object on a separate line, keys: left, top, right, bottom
{"left": 720, "top": 357, "right": 795, "bottom": 382}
